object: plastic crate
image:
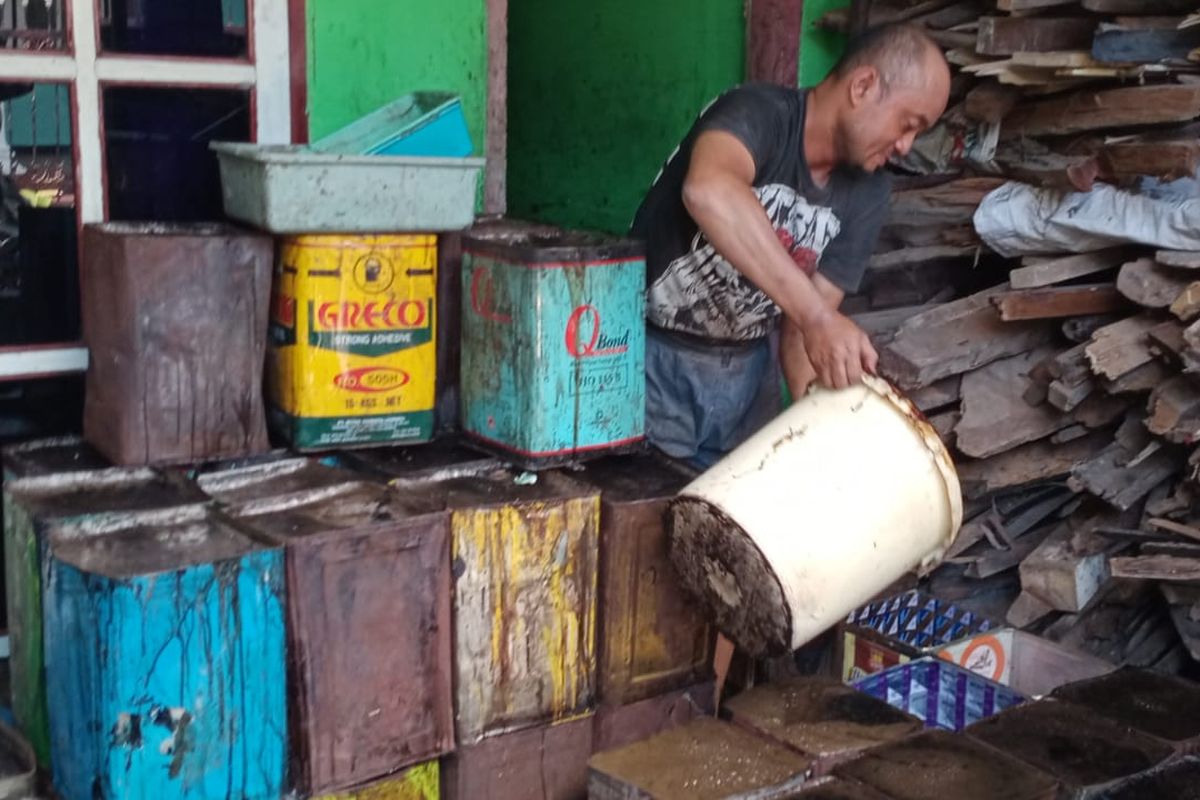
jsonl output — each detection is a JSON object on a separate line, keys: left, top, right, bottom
{"left": 310, "top": 93, "right": 473, "bottom": 158}
{"left": 852, "top": 657, "right": 1024, "bottom": 732}
{"left": 210, "top": 142, "right": 484, "bottom": 233}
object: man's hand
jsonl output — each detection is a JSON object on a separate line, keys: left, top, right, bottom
{"left": 800, "top": 307, "right": 878, "bottom": 390}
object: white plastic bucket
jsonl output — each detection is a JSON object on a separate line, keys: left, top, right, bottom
{"left": 669, "top": 375, "right": 963, "bottom": 657}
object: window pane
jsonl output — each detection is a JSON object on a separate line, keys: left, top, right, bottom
{"left": 0, "top": 82, "right": 78, "bottom": 345}
{"left": 0, "top": 0, "right": 67, "bottom": 52}
{"left": 103, "top": 86, "right": 250, "bottom": 222}
{"left": 100, "top": 0, "right": 248, "bottom": 58}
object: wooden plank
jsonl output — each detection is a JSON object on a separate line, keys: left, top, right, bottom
{"left": 991, "top": 284, "right": 1125, "bottom": 321}
{"left": 1063, "top": 314, "right": 1122, "bottom": 343}
{"left": 887, "top": 177, "right": 1009, "bottom": 228}
{"left": 1093, "top": 25, "right": 1200, "bottom": 64}
{"left": 1072, "top": 392, "right": 1135, "bottom": 429}
{"left": 964, "top": 81, "right": 1023, "bottom": 123}
{"left": 1009, "top": 249, "right": 1130, "bottom": 290}
{"left": 1020, "top": 524, "right": 1112, "bottom": 613}
{"left": 1011, "top": 50, "right": 1101, "bottom": 69}
{"left": 1149, "top": 319, "right": 1189, "bottom": 359}
{"left": 1170, "top": 282, "right": 1200, "bottom": 321}
{"left": 1070, "top": 441, "right": 1182, "bottom": 511}
{"left": 956, "top": 348, "right": 1070, "bottom": 459}
{"left": 1149, "top": 517, "right": 1200, "bottom": 543}
{"left": 956, "top": 432, "right": 1111, "bottom": 499}
{"left": 977, "top": 16, "right": 1095, "bottom": 57}
{"left": 879, "top": 287, "right": 1056, "bottom": 390}
{"left": 1048, "top": 379, "right": 1095, "bottom": 413}
{"left": 869, "top": 245, "right": 976, "bottom": 271}
{"left": 909, "top": 376, "right": 962, "bottom": 414}
{"left": 1156, "top": 250, "right": 1200, "bottom": 269}
{"left": 1110, "top": 556, "right": 1200, "bottom": 583}
{"left": 999, "top": 0, "right": 1079, "bottom": 11}
{"left": 1082, "top": 0, "right": 1197, "bottom": 12}
{"left": 1085, "top": 314, "right": 1160, "bottom": 381}
{"left": 1102, "top": 140, "right": 1200, "bottom": 182}
{"left": 995, "top": 149, "right": 1100, "bottom": 193}
{"left": 1024, "top": 354, "right": 1055, "bottom": 405}
{"left": 1117, "top": 257, "right": 1193, "bottom": 309}
{"left": 1103, "top": 360, "right": 1172, "bottom": 395}
{"left": 1147, "top": 375, "right": 1200, "bottom": 444}
{"left": 929, "top": 410, "right": 960, "bottom": 443}
{"left": 1001, "top": 85, "right": 1200, "bottom": 139}
{"left": 1113, "top": 16, "right": 1188, "bottom": 29}
{"left": 1007, "top": 590, "right": 1057, "bottom": 629}
{"left": 1048, "top": 343, "right": 1093, "bottom": 387}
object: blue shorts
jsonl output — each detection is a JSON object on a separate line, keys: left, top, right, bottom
{"left": 645, "top": 326, "right": 782, "bottom": 470}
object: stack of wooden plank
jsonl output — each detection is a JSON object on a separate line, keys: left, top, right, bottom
{"left": 837, "top": 0, "right": 1200, "bottom": 675}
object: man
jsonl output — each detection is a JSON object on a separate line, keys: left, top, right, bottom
{"left": 632, "top": 24, "right": 951, "bottom": 468}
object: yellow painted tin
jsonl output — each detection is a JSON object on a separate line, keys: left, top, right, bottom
{"left": 315, "top": 761, "right": 438, "bottom": 800}
{"left": 267, "top": 234, "right": 437, "bottom": 450}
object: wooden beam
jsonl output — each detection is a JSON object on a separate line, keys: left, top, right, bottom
{"left": 1048, "top": 378, "right": 1096, "bottom": 413}
{"left": 999, "top": 0, "right": 1079, "bottom": 12}
{"left": 747, "top": 0, "right": 803, "bottom": 86}
{"left": 1020, "top": 524, "right": 1111, "bottom": 613}
{"left": 1009, "top": 249, "right": 1130, "bottom": 290}
{"left": 869, "top": 245, "right": 977, "bottom": 271}
{"left": 1171, "top": 282, "right": 1200, "bottom": 322}
{"left": 1147, "top": 376, "right": 1200, "bottom": 444}
{"left": 977, "top": 16, "right": 1096, "bottom": 57}
{"left": 956, "top": 348, "right": 1070, "bottom": 459}
{"left": 991, "top": 284, "right": 1125, "bottom": 321}
{"left": 1002, "top": 85, "right": 1200, "bottom": 139}
{"left": 1117, "top": 258, "right": 1193, "bottom": 309}
{"left": 1082, "top": 0, "right": 1197, "bottom": 12}
{"left": 909, "top": 376, "right": 962, "bottom": 414}
{"left": 879, "top": 287, "right": 1056, "bottom": 391}
{"left": 1110, "top": 556, "right": 1200, "bottom": 583}
{"left": 1104, "top": 360, "right": 1172, "bottom": 395}
{"left": 957, "top": 432, "right": 1109, "bottom": 500}
{"left": 1085, "top": 314, "right": 1160, "bottom": 381}
{"left": 1157, "top": 250, "right": 1200, "bottom": 269}
{"left": 1070, "top": 441, "right": 1183, "bottom": 512}
{"left": 964, "top": 81, "right": 1023, "bottom": 124}
{"left": 1101, "top": 140, "right": 1200, "bottom": 183}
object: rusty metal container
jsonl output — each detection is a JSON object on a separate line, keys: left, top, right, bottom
{"left": 335, "top": 440, "right": 500, "bottom": 483}
{"left": 229, "top": 482, "right": 454, "bottom": 795}
{"left": 725, "top": 677, "right": 923, "bottom": 777}
{"left": 42, "top": 509, "right": 287, "bottom": 800}
{"left": 573, "top": 454, "right": 712, "bottom": 705}
{"left": 459, "top": 228, "right": 646, "bottom": 469}
{"left": 1051, "top": 668, "right": 1200, "bottom": 754}
{"left": 835, "top": 730, "right": 1058, "bottom": 800}
{"left": 81, "top": 222, "right": 273, "bottom": 466}
{"left": 794, "top": 778, "right": 895, "bottom": 799}
{"left": 391, "top": 467, "right": 600, "bottom": 743}
{"left": 194, "top": 456, "right": 371, "bottom": 505}
{"left": 966, "top": 700, "right": 1175, "bottom": 798}
{"left": 442, "top": 715, "right": 594, "bottom": 800}
{"left": 592, "top": 683, "right": 714, "bottom": 755}
{"left": 1100, "top": 756, "right": 1200, "bottom": 800}
{"left": 587, "top": 717, "right": 814, "bottom": 799}
{"left": 3, "top": 468, "right": 208, "bottom": 767}
{"left": 313, "top": 761, "right": 439, "bottom": 800}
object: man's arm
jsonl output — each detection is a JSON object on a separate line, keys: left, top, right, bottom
{"left": 682, "top": 129, "right": 877, "bottom": 389}
{"left": 780, "top": 273, "right": 845, "bottom": 399}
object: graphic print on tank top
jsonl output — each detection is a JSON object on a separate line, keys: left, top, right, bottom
{"left": 647, "top": 183, "right": 842, "bottom": 341}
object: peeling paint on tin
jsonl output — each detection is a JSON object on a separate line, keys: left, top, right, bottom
{"left": 451, "top": 493, "right": 599, "bottom": 743}
{"left": 315, "top": 761, "right": 439, "bottom": 800}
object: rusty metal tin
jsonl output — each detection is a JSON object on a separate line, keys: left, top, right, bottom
{"left": 442, "top": 715, "right": 594, "bottom": 800}
{"left": 592, "top": 683, "right": 714, "bottom": 755}
{"left": 391, "top": 468, "right": 600, "bottom": 743}
{"left": 836, "top": 730, "right": 1059, "bottom": 800}
{"left": 1, "top": 436, "right": 108, "bottom": 482}
{"left": 1051, "top": 667, "right": 1200, "bottom": 755}
{"left": 194, "top": 456, "right": 372, "bottom": 505}
{"left": 1100, "top": 756, "right": 1200, "bottom": 800}
{"left": 4, "top": 469, "right": 209, "bottom": 767}
{"left": 966, "top": 700, "right": 1175, "bottom": 799}
{"left": 587, "top": 717, "right": 814, "bottom": 799}
{"left": 229, "top": 483, "right": 454, "bottom": 795}
{"left": 725, "top": 677, "right": 924, "bottom": 777}
{"left": 335, "top": 440, "right": 500, "bottom": 484}
{"left": 794, "top": 778, "right": 896, "bottom": 799}
{"left": 81, "top": 222, "right": 274, "bottom": 466}
{"left": 575, "top": 455, "right": 714, "bottom": 706}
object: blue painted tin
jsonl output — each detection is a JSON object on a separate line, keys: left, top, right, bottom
{"left": 460, "top": 227, "right": 646, "bottom": 469}
{"left": 852, "top": 657, "right": 1024, "bottom": 733}
{"left": 42, "top": 510, "right": 287, "bottom": 800}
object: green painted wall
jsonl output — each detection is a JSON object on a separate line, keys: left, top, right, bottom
{"left": 800, "top": 0, "right": 850, "bottom": 87}
{"left": 305, "top": 0, "right": 487, "bottom": 152}
{"left": 507, "top": 1, "right": 745, "bottom": 234}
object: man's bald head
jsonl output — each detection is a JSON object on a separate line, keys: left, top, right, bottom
{"left": 816, "top": 23, "right": 951, "bottom": 173}
{"left": 833, "top": 23, "right": 947, "bottom": 96}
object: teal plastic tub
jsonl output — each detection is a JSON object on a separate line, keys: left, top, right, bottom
{"left": 310, "top": 92, "right": 474, "bottom": 158}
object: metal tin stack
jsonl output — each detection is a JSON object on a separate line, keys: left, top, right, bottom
{"left": 41, "top": 509, "right": 287, "bottom": 800}
{"left": 460, "top": 228, "right": 646, "bottom": 469}
{"left": 81, "top": 223, "right": 274, "bottom": 466}
{"left": 228, "top": 480, "right": 454, "bottom": 796}
{"left": 3, "top": 455, "right": 209, "bottom": 767}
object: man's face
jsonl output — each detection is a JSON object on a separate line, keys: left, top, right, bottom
{"left": 839, "top": 56, "right": 950, "bottom": 172}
